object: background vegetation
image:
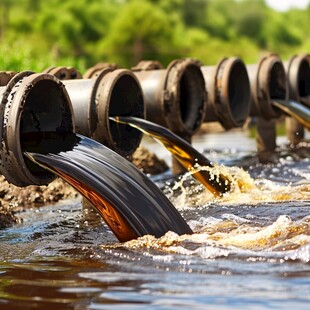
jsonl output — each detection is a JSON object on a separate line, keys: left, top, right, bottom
{"left": 0, "top": 0, "right": 309, "bottom": 73}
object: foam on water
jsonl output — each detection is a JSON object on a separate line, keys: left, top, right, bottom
{"left": 164, "top": 163, "right": 310, "bottom": 209}
{"left": 109, "top": 214, "right": 310, "bottom": 263}
{"left": 105, "top": 157, "right": 310, "bottom": 265}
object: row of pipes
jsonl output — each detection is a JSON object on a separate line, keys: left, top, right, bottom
{"left": 0, "top": 53, "right": 309, "bottom": 187}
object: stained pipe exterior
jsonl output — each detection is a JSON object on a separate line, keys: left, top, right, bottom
{"left": 284, "top": 54, "right": 310, "bottom": 144}
{"left": 247, "top": 54, "right": 288, "bottom": 160}
{"left": 0, "top": 72, "right": 75, "bottom": 186}
{"left": 201, "top": 57, "right": 251, "bottom": 130}
{"left": 63, "top": 68, "right": 145, "bottom": 157}
{"left": 132, "top": 58, "right": 207, "bottom": 174}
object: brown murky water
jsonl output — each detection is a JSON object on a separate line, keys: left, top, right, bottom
{"left": 1, "top": 128, "right": 310, "bottom": 309}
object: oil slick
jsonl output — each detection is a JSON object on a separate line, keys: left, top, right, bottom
{"left": 111, "top": 116, "right": 232, "bottom": 196}
{"left": 25, "top": 134, "right": 193, "bottom": 242}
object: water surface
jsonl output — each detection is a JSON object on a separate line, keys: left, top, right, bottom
{"left": 1, "top": 128, "right": 310, "bottom": 309}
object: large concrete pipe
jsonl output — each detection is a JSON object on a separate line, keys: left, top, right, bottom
{"left": 284, "top": 54, "right": 310, "bottom": 144}
{"left": 63, "top": 68, "right": 145, "bottom": 157}
{"left": 132, "top": 58, "right": 207, "bottom": 174}
{"left": 201, "top": 57, "right": 251, "bottom": 129}
{"left": 247, "top": 54, "right": 288, "bottom": 162}
{"left": 0, "top": 72, "right": 75, "bottom": 187}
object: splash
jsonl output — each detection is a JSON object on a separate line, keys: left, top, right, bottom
{"left": 164, "top": 163, "right": 310, "bottom": 209}
{"left": 25, "top": 134, "right": 192, "bottom": 242}
{"left": 111, "top": 116, "right": 231, "bottom": 196}
{"left": 106, "top": 214, "right": 310, "bottom": 263}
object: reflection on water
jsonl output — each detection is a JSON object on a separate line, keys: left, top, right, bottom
{"left": 1, "top": 128, "right": 310, "bottom": 309}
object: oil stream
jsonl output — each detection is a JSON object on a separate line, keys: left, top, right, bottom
{"left": 111, "top": 116, "right": 231, "bottom": 196}
{"left": 24, "top": 133, "right": 192, "bottom": 242}
{"left": 272, "top": 99, "right": 310, "bottom": 130}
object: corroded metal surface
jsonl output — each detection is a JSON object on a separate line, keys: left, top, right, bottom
{"left": 44, "top": 66, "right": 82, "bottom": 80}
{"left": 202, "top": 57, "right": 251, "bottom": 129}
{"left": 248, "top": 53, "right": 288, "bottom": 120}
{"left": 284, "top": 54, "right": 310, "bottom": 144}
{"left": 84, "top": 63, "right": 118, "bottom": 79}
{"left": 64, "top": 68, "right": 145, "bottom": 157}
{"left": 0, "top": 72, "right": 75, "bottom": 186}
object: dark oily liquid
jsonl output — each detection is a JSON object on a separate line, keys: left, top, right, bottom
{"left": 272, "top": 99, "right": 310, "bottom": 130}
{"left": 21, "top": 131, "right": 79, "bottom": 154}
{"left": 24, "top": 133, "right": 193, "bottom": 242}
{"left": 111, "top": 116, "right": 231, "bottom": 196}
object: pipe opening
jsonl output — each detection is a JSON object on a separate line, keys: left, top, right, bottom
{"left": 298, "top": 58, "right": 310, "bottom": 98}
{"left": 20, "top": 79, "right": 75, "bottom": 180}
{"left": 108, "top": 75, "right": 144, "bottom": 156}
{"left": 228, "top": 61, "right": 250, "bottom": 126}
{"left": 179, "top": 65, "right": 205, "bottom": 133}
{"left": 269, "top": 62, "right": 287, "bottom": 100}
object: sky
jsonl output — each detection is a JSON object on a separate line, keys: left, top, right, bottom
{"left": 265, "top": 0, "right": 310, "bottom": 11}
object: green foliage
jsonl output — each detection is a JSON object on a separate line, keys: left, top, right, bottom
{"left": 0, "top": 0, "right": 309, "bottom": 72}
{"left": 99, "top": 0, "right": 176, "bottom": 66}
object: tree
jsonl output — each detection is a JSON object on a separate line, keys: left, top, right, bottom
{"left": 100, "top": 0, "right": 177, "bottom": 66}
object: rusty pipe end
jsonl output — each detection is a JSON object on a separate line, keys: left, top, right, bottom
{"left": 0, "top": 72, "right": 75, "bottom": 187}
{"left": 44, "top": 66, "right": 82, "bottom": 80}
{"left": 285, "top": 54, "right": 310, "bottom": 106}
{"left": 83, "top": 63, "right": 119, "bottom": 79}
{"left": 249, "top": 53, "right": 288, "bottom": 119}
{"left": 132, "top": 60, "right": 164, "bottom": 71}
{"left": 92, "top": 69, "right": 145, "bottom": 157}
{"left": 163, "top": 58, "right": 207, "bottom": 137}
{"left": 203, "top": 57, "right": 251, "bottom": 129}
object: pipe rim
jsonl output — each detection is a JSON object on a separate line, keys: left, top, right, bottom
{"left": 214, "top": 57, "right": 251, "bottom": 129}
{"left": 163, "top": 58, "right": 207, "bottom": 136}
{"left": 94, "top": 69, "right": 145, "bottom": 157}
{"left": 0, "top": 71, "right": 34, "bottom": 185}
{"left": 1, "top": 72, "right": 75, "bottom": 186}
{"left": 44, "top": 66, "right": 82, "bottom": 80}
{"left": 84, "top": 63, "right": 118, "bottom": 79}
{"left": 256, "top": 54, "right": 288, "bottom": 119}
{"left": 286, "top": 54, "right": 310, "bottom": 105}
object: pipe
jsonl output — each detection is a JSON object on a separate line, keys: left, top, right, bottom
{"left": 0, "top": 71, "right": 75, "bottom": 187}
{"left": 133, "top": 58, "right": 207, "bottom": 138}
{"left": 285, "top": 54, "right": 310, "bottom": 106}
{"left": 201, "top": 57, "right": 251, "bottom": 129}
{"left": 63, "top": 68, "right": 145, "bottom": 157}
{"left": 247, "top": 54, "right": 288, "bottom": 161}
{"left": 284, "top": 54, "right": 310, "bottom": 144}
{"left": 132, "top": 58, "right": 207, "bottom": 174}
{"left": 43, "top": 66, "right": 82, "bottom": 80}
{"left": 84, "top": 63, "right": 118, "bottom": 79}
{"left": 248, "top": 54, "right": 288, "bottom": 119}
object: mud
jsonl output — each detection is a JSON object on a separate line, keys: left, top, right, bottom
{"left": 0, "top": 175, "right": 80, "bottom": 228}
{"left": 130, "top": 146, "right": 168, "bottom": 174}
